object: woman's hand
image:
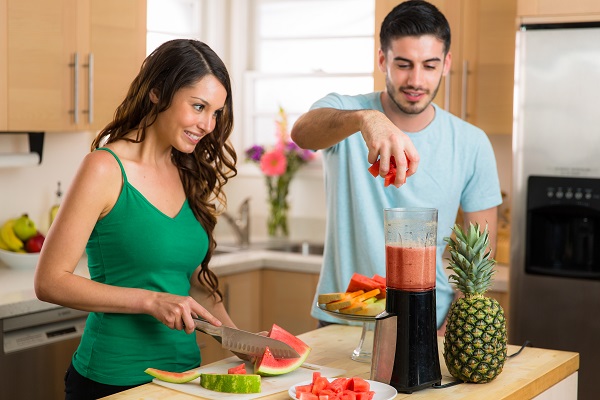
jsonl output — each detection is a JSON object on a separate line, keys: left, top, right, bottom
{"left": 147, "top": 292, "right": 221, "bottom": 334}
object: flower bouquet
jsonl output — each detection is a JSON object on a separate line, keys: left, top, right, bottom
{"left": 246, "top": 107, "right": 315, "bottom": 237}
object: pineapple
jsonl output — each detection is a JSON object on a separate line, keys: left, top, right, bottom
{"left": 443, "top": 223, "right": 507, "bottom": 383}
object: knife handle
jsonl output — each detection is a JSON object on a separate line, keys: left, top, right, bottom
{"left": 192, "top": 317, "right": 222, "bottom": 337}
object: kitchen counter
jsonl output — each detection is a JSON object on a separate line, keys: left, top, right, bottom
{"left": 0, "top": 248, "right": 509, "bottom": 320}
{"left": 105, "top": 324, "right": 579, "bottom": 399}
{"left": 0, "top": 250, "right": 323, "bottom": 320}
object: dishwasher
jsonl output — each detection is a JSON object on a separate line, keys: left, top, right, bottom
{"left": 0, "top": 306, "right": 88, "bottom": 400}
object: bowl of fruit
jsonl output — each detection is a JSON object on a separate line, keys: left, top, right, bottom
{"left": 0, "top": 214, "right": 45, "bottom": 270}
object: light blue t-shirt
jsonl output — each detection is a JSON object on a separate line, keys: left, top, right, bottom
{"left": 310, "top": 92, "right": 502, "bottom": 327}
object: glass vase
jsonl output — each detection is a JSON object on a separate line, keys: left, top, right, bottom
{"left": 266, "top": 175, "right": 291, "bottom": 238}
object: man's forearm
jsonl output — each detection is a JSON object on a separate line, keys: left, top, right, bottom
{"left": 291, "top": 108, "right": 370, "bottom": 150}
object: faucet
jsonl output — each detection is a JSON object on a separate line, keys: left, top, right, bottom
{"left": 222, "top": 197, "right": 251, "bottom": 248}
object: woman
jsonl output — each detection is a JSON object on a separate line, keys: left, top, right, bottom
{"left": 34, "top": 39, "right": 240, "bottom": 399}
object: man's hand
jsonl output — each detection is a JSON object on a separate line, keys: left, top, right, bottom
{"left": 361, "top": 110, "right": 420, "bottom": 187}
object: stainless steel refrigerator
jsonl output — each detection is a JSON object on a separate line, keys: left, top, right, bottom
{"left": 510, "top": 22, "right": 600, "bottom": 400}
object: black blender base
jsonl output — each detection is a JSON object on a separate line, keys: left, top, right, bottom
{"left": 397, "top": 378, "right": 442, "bottom": 394}
{"left": 387, "top": 289, "right": 442, "bottom": 394}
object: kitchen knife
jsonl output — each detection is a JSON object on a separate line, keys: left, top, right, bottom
{"left": 193, "top": 318, "right": 300, "bottom": 359}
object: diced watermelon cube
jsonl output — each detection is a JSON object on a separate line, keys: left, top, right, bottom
{"left": 368, "top": 160, "right": 380, "bottom": 177}
{"left": 340, "top": 390, "right": 357, "bottom": 400}
{"left": 312, "top": 371, "right": 322, "bottom": 384}
{"left": 299, "top": 392, "right": 319, "bottom": 400}
{"left": 348, "top": 377, "right": 370, "bottom": 392}
{"left": 295, "top": 384, "right": 313, "bottom": 394}
{"left": 327, "top": 377, "right": 350, "bottom": 393}
{"left": 227, "top": 363, "right": 246, "bottom": 374}
{"left": 312, "top": 377, "right": 329, "bottom": 394}
{"left": 355, "top": 392, "right": 375, "bottom": 400}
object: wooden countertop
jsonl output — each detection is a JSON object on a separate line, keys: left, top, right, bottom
{"left": 105, "top": 325, "right": 579, "bottom": 400}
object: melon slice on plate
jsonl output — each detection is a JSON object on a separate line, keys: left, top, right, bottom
{"left": 254, "top": 324, "right": 311, "bottom": 376}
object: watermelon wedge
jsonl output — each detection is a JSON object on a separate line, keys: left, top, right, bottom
{"left": 346, "top": 273, "right": 386, "bottom": 299}
{"left": 254, "top": 324, "right": 311, "bottom": 376}
{"left": 144, "top": 367, "right": 200, "bottom": 383}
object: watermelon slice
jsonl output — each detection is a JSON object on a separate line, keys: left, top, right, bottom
{"left": 254, "top": 324, "right": 311, "bottom": 376}
{"left": 200, "top": 373, "right": 261, "bottom": 393}
{"left": 144, "top": 367, "right": 200, "bottom": 383}
{"left": 346, "top": 273, "right": 386, "bottom": 299}
{"left": 371, "top": 274, "right": 386, "bottom": 286}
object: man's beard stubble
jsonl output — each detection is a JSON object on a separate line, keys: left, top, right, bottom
{"left": 385, "top": 74, "right": 443, "bottom": 116}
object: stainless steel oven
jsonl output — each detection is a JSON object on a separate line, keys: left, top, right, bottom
{"left": 1, "top": 306, "right": 87, "bottom": 400}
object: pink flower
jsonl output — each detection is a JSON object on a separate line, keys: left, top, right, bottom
{"left": 260, "top": 149, "right": 287, "bottom": 176}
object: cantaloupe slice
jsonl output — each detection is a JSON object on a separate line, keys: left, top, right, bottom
{"left": 318, "top": 292, "right": 345, "bottom": 304}
{"left": 324, "top": 290, "right": 364, "bottom": 310}
{"left": 353, "top": 288, "right": 380, "bottom": 303}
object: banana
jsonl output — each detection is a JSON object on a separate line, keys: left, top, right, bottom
{"left": 0, "top": 220, "right": 24, "bottom": 252}
{"left": 0, "top": 234, "right": 10, "bottom": 251}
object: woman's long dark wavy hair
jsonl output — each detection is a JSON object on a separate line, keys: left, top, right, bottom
{"left": 91, "top": 39, "right": 236, "bottom": 301}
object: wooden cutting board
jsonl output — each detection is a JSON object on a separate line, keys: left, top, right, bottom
{"left": 151, "top": 358, "right": 346, "bottom": 399}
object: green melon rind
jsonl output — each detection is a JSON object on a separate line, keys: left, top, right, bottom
{"left": 144, "top": 368, "right": 201, "bottom": 383}
{"left": 200, "top": 373, "right": 261, "bottom": 393}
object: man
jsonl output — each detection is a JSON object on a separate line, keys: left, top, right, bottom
{"left": 291, "top": 0, "right": 502, "bottom": 332}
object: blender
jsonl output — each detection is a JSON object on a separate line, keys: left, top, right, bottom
{"left": 371, "top": 208, "right": 442, "bottom": 393}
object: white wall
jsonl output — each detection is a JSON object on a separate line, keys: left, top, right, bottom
{"left": 0, "top": 132, "right": 94, "bottom": 234}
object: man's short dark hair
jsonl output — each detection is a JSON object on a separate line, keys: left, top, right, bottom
{"left": 379, "top": 0, "right": 451, "bottom": 54}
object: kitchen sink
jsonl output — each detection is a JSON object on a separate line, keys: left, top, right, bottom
{"left": 264, "top": 241, "right": 324, "bottom": 256}
{"left": 214, "top": 241, "right": 324, "bottom": 256}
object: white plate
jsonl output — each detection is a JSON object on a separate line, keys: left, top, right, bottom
{"left": 288, "top": 378, "right": 397, "bottom": 400}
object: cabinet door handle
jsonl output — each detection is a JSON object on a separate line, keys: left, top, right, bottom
{"left": 69, "top": 53, "right": 79, "bottom": 124}
{"left": 444, "top": 71, "right": 451, "bottom": 111}
{"left": 83, "top": 53, "right": 94, "bottom": 124}
{"left": 461, "top": 60, "right": 469, "bottom": 120}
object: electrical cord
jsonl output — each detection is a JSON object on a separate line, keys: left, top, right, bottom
{"left": 432, "top": 340, "right": 532, "bottom": 389}
{"left": 508, "top": 340, "right": 532, "bottom": 358}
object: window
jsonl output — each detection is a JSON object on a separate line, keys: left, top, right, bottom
{"left": 245, "top": 0, "right": 375, "bottom": 148}
{"left": 146, "top": 0, "right": 375, "bottom": 162}
{"left": 146, "top": 0, "right": 203, "bottom": 55}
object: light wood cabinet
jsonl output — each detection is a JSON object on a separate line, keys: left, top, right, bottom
{"left": 0, "top": 0, "right": 7, "bottom": 130}
{"left": 260, "top": 269, "right": 319, "bottom": 335}
{"left": 518, "top": 0, "right": 600, "bottom": 18}
{"left": 3, "top": 0, "right": 145, "bottom": 133}
{"left": 374, "top": 0, "right": 517, "bottom": 136}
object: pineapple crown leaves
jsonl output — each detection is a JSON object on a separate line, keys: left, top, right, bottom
{"left": 443, "top": 223, "right": 497, "bottom": 296}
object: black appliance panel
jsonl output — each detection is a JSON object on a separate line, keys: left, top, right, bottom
{"left": 526, "top": 176, "right": 600, "bottom": 279}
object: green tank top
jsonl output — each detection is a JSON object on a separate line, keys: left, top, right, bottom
{"left": 72, "top": 147, "right": 209, "bottom": 386}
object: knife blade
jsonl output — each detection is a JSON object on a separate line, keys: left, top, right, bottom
{"left": 193, "top": 318, "right": 300, "bottom": 359}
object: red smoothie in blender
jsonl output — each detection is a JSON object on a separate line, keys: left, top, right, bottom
{"left": 385, "top": 245, "right": 436, "bottom": 291}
